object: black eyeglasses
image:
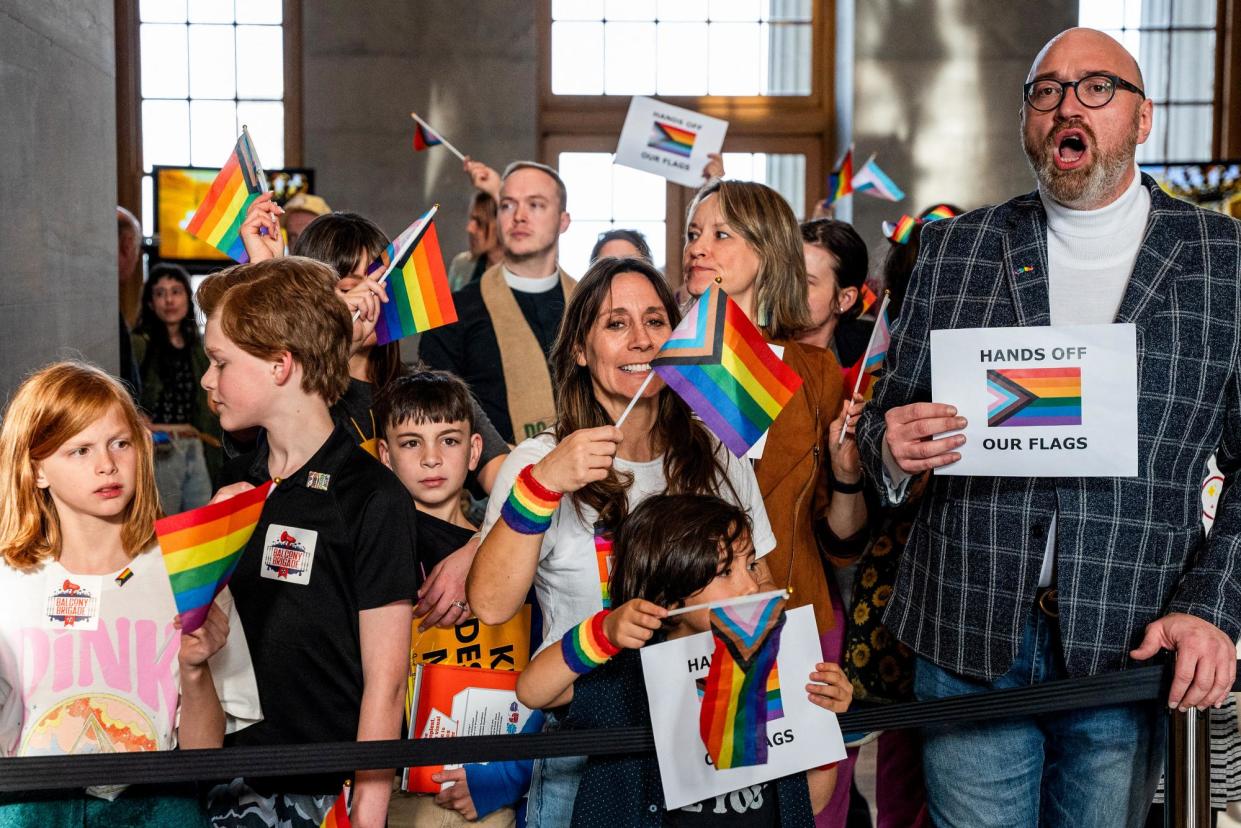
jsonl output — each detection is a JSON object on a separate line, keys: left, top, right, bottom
{"left": 1023, "top": 73, "right": 1146, "bottom": 111}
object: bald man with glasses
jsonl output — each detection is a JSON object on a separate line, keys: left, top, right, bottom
{"left": 856, "top": 28, "right": 1241, "bottom": 827}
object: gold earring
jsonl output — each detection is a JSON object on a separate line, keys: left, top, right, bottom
{"left": 714, "top": 275, "right": 723, "bottom": 284}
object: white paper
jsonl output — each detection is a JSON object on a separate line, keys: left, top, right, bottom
{"left": 640, "top": 605, "right": 845, "bottom": 810}
{"left": 441, "top": 687, "right": 532, "bottom": 788}
{"left": 614, "top": 96, "right": 729, "bottom": 188}
{"left": 929, "top": 324, "right": 1138, "bottom": 477}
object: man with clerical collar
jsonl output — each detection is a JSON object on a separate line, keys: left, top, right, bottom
{"left": 856, "top": 27, "right": 1241, "bottom": 826}
{"left": 420, "top": 161, "right": 574, "bottom": 444}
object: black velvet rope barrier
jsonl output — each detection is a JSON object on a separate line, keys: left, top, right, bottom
{"left": 0, "top": 661, "right": 1226, "bottom": 792}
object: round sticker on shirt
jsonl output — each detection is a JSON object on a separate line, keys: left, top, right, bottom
{"left": 44, "top": 573, "right": 103, "bottom": 630}
{"left": 261, "top": 524, "right": 319, "bottom": 585}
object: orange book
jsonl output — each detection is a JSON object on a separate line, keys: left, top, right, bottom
{"left": 401, "top": 662, "right": 532, "bottom": 793}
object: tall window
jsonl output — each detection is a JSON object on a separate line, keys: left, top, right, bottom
{"left": 136, "top": 0, "right": 286, "bottom": 235}
{"left": 550, "top": 0, "right": 813, "bottom": 96}
{"left": 540, "top": 0, "right": 833, "bottom": 285}
{"left": 1079, "top": 0, "right": 1217, "bottom": 161}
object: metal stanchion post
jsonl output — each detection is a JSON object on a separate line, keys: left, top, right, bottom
{"left": 1165, "top": 707, "right": 1211, "bottom": 828}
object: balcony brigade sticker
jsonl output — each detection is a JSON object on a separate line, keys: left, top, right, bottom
{"left": 44, "top": 574, "right": 103, "bottom": 630}
{"left": 260, "top": 524, "right": 318, "bottom": 585}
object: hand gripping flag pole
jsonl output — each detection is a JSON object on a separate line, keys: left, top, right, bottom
{"left": 838, "top": 292, "right": 892, "bottom": 447}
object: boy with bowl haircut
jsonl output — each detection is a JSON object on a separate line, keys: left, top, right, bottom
{"left": 198, "top": 257, "right": 418, "bottom": 828}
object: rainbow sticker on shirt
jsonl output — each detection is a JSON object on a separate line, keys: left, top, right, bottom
{"left": 648, "top": 121, "right": 697, "bottom": 158}
{"left": 987, "top": 367, "right": 1082, "bottom": 427}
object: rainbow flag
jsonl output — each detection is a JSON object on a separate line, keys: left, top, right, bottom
{"left": 647, "top": 121, "right": 697, "bottom": 158}
{"left": 412, "top": 121, "right": 443, "bottom": 152}
{"left": 852, "top": 154, "right": 905, "bottom": 201}
{"left": 652, "top": 286, "right": 803, "bottom": 458}
{"left": 319, "top": 787, "right": 350, "bottom": 828}
{"left": 593, "top": 525, "right": 613, "bottom": 610}
{"left": 185, "top": 129, "right": 268, "bottom": 263}
{"left": 987, "top": 367, "right": 1083, "bottom": 427}
{"left": 922, "top": 203, "right": 957, "bottom": 221}
{"left": 824, "top": 146, "right": 854, "bottom": 207}
{"left": 364, "top": 207, "right": 456, "bottom": 344}
{"left": 156, "top": 481, "right": 273, "bottom": 634}
{"left": 698, "top": 666, "right": 782, "bottom": 718}
{"left": 698, "top": 593, "right": 788, "bottom": 769}
{"left": 882, "top": 214, "right": 919, "bottom": 245}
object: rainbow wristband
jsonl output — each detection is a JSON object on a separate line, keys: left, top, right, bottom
{"left": 562, "top": 610, "right": 621, "bottom": 675}
{"left": 500, "top": 464, "right": 562, "bottom": 535}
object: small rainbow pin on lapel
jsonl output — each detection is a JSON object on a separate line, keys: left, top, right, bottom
{"left": 1014, "top": 265, "right": 1035, "bottom": 274}
{"left": 115, "top": 567, "right": 134, "bottom": 587}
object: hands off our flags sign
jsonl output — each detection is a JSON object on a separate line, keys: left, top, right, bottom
{"left": 930, "top": 323, "right": 1138, "bottom": 477}
{"left": 615, "top": 96, "right": 728, "bottom": 187}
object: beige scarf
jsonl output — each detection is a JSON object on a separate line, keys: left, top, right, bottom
{"left": 479, "top": 263, "right": 575, "bottom": 442}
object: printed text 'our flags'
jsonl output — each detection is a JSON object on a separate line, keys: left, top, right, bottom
{"left": 651, "top": 286, "right": 803, "bottom": 458}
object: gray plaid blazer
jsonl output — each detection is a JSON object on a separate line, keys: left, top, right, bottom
{"left": 856, "top": 174, "right": 1241, "bottom": 681}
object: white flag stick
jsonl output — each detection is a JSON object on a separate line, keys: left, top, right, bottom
{"left": 350, "top": 204, "right": 440, "bottom": 322}
{"left": 614, "top": 371, "right": 655, "bottom": 428}
{"left": 665, "top": 588, "right": 790, "bottom": 618}
{"left": 838, "top": 292, "right": 891, "bottom": 447}
{"left": 410, "top": 112, "right": 467, "bottom": 162}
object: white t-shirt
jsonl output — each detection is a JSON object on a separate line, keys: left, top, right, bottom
{"left": 481, "top": 433, "right": 777, "bottom": 651}
{"left": 0, "top": 545, "right": 261, "bottom": 790}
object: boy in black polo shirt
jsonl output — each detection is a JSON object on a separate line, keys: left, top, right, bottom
{"left": 197, "top": 257, "right": 417, "bottom": 828}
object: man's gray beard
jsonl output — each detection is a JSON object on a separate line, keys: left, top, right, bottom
{"left": 1023, "top": 117, "right": 1139, "bottom": 210}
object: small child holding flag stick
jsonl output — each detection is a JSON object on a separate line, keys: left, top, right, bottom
{"left": 516, "top": 493, "right": 851, "bottom": 823}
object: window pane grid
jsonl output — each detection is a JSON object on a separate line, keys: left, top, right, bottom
{"left": 1080, "top": 0, "right": 1216, "bottom": 161}
{"left": 551, "top": 1, "right": 812, "bottom": 96}
{"left": 138, "top": 5, "right": 285, "bottom": 232}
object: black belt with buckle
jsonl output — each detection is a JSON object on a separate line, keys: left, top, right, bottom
{"left": 1035, "top": 587, "right": 1059, "bottom": 618}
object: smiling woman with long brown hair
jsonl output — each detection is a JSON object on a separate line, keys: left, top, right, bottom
{"left": 467, "top": 255, "right": 775, "bottom": 827}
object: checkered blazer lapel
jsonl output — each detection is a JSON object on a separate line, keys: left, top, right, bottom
{"left": 1002, "top": 195, "right": 1052, "bottom": 327}
{"left": 1113, "top": 184, "right": 1184, "bottom": 325}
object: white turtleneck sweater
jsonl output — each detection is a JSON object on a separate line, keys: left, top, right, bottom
{"left": 1036, "top": 167, "right": 1150, "bottom": 586}
{"left": 881, "top": 169, "right": 1151, "bottom": 588}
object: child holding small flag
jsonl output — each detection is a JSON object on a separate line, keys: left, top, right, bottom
{"left": 516, "top": 493, "right": 852, "bottom": 826}
{"left": 0, "top": 362, "right": 260, "bottom": 825}
{"left": 195, "top": 258, "right": 418, "bottom": 828}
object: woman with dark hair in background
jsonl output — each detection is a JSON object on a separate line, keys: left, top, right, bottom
{"left": 131, "top": 262, "right": 221, "bottom": 511}
{"left": 799, "top": 218, "right": 872, "bottom": 369}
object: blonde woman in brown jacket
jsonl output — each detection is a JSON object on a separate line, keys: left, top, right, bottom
{"left": 681, "top": 180, "right": 868, "bottom": 646}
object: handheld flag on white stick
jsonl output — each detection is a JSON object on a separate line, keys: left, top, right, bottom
{"left": 410, "top": 112, "right": 466, "bottom": 162}
{"left": 838, "top": 292, "right": 892, "bottom": 447}
{"left": 666, "top": 588, "right": 790, "bottom": 618}
{"left": 852, "top": 154, "right": 905, "bottom": 202}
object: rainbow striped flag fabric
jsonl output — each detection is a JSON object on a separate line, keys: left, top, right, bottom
{"left": 412, "top": 121, "right": 443, "bottom": 152}
{"left": 698, "top": 592, "right": 789, "bottom": 769}
{"left": 156, "top": 481, "right": 273, "bottom": 634}
{"left": 185, "top": 129, "right": 268, "bottom": 262}
{"left": 319, "top": 786, "right": 350, "bottom": 827}
{"left": 882, "top": 214, "right": 918, "bottom": 245}
{"left": 824, "top": 146, "right": 853, "bottom": 206}
{"left": 648, "top": 121, "right": 697, "bottom": 158}
{"left": 987, "top": 367, "right": 1083, "bottom": 427}
{"left": 651, "top": 286, "right": 803, "bottom": 458}
{"left": 593, "top": 525, "right": 614, "bottom": 610}
{"left": 364, "top": 207, "right": 457, "bottom": 344}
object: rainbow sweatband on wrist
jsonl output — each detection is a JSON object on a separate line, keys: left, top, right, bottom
{"left": 500, "top": 464, "right": 562, "bottom": 535}
{"left": 561, "top": 610, "right": 621, "bottom": 674}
